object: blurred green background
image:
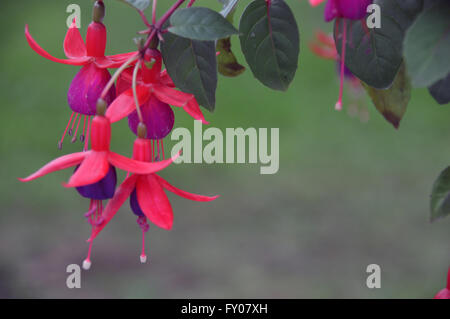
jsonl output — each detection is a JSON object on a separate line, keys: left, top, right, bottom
{"left": 0, "top": 0, "right": 449, "bottom": 298}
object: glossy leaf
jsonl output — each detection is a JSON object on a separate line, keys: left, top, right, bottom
{"left": 403, "top": 2, "right": 450, "bottom": 87}
{"left": 239, "top": 0, "right": 300, "bottom": 91}
{"left": 118, "top": 0, "right": 150, "bottom": 11}
{"left": 428, "top": 73, "right": 450, "bottom": 105}
{"left": 161, "top": 31, "right": 217, "bottom": 111}
{"left": 169, "top": 7, "right": 239, "bottom": 41}
{"left": 334, "top": 0, "right": 423, "bottom": 89}
{"left": 362, "top": 63, "right": 411, "bottom": 129}
{"left": 430, "top": 167, "right": 450, "bottom": 221}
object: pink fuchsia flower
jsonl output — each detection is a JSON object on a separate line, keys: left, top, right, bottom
{"left": 25, "top": 1, "right": 137, "bottom": 150}
{"left": 309, "top": 0, "right": 372, "bottom": 111}
{"left": 434, "top": 267, "right": 450, "bottom": 299}
{"left": 106, "top": 48, "right": 207, "bottom": 127}
{"left": 19, "top": 113, "right": 176, "bottom": 188}
{"left": 310, "top": 31, "right": 368, "bottom": 121}
{"left": 309, "top": 0, "right": 372, "bottom": 21}
{"left": 88, "top": 133, "right": 218, "bottom": 264}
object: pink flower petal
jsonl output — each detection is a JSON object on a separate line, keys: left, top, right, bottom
{"left": 25, "top": 25, "right": 89, "bottom": 65}
{"left": 89, "top": 174, "right": 139, "bottom": 241}
{"left": 64, "top": 19, "right": 87, "bottom": 58}
{"left": 108, "top": 150, "right": 179, "bottom": 175}
{"left": 309, "top": 0, "right": 327, "bottom": 6}
{"left": 95, "top": 52, "right": 138, "bottom": 69}
{"left": 18, "top": 152, "right": 86, "bottom": 182}
{"left": 159, "top": 70, "right": 175, "bottom": 87}
{"left": 64, "top": 151, "right": 109, "bottom": 187}
{"left": 156, "top": 175, "right": 219, "bottom": 202}
{"left": 152, "top": 85, "right": 208, "bottom": 124}
{"left": 137, "top": 174, "right": 173, "bottom": 230}
{"left": 105, "top": 86, "right": 151, "bottom": 123}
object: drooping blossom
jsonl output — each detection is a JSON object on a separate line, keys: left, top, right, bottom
{"left": 88, "top": 127, "right": 218, "bottom": 263}
{"left": 309, "top": 0, "right": 372, "bottom": 110}
{"left": 25, "top": 0, "right": 137, "bottom": 149}
{"left": 434, "top": 267, "right": 450, "bottom": 299}
{"left": 106, "top": 48, "right": 207, "bottom": 160}
{"left": 310, "top": 31, "right": 368, "bottom": 121}
{"left": 19, "top": 110, "right": 176, "bottom": 188}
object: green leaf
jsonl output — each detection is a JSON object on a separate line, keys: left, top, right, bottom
{"left": 161, "top": 31, "right": 217, "bottom": 111}
{"left": 361, "top": 63, "right": 411, "bottom": 129}
{"left": 428, "top": 73, "right": 450, "bottom": 105}
{"left": 118, "top": 0, "right": 150, "bottom": 11}
{"left": 334, "top": 0, "right": 423, "bottom": 89}
{"left": 168, "top": 7, "right": 239, "bottom": 41}
{"left": 430, "top": 166, "right": 450, "bottom": 221}
{"left": 403, "top": 2, "right": 450, "bottom": 88}
{"left": 239, "top": 0, "right": 300, "bottom": 91}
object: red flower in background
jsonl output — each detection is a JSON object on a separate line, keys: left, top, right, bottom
{"left": 434, "top": 267, "right": 450, "bottom": 299}
{"left": 25, "top": 1, "right": 137, "bottom": 149}
{"left": 309, "top": 0, "right": 372, "bottom": 111}
{"left": 310, "top": 31, "right": 368, "bottom": 121}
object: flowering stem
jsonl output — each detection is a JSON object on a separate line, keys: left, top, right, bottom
{"left": 138, "top": 10, "right": 152, "bottom": 28}
{"left": 152, "top": 0, "right": 157, "bottom": 25}
{"left": 155, "top": 0, "right": 186, "bottom": 29}
{"left": 132, "top": 60, "right": 144, "bottom": 123}
{"left": 100, "top": 53, "right": 139, "bottom": 100}
{"left": 187, "top": 0, "right": 195, "bottom": 7}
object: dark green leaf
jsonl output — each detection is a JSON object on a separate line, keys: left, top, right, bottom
{"left": 334, "top": 0, "right": 423, "bottom": 89}
{"left": 161, "top": 32, "right": 217, "bottom": 111}
{"left": 361, "top": 63, "right": 411, "bottom": 129}
{"left": 118, "top": 0, "right": 150, "bottom": 11}
{"left": 430, "top": 166, "right": 450, "bottom": 221}
{"left": 428, "top": 73, "right": 450, "bottom": 105}
{"left": 239, "top": 0, "right": 300, "bottom": 91}
{"left": 168, "top": 7, "right": 238, "bottom": 41}
{"left": 403, "top": 2, "right": 450, "bottom": 87}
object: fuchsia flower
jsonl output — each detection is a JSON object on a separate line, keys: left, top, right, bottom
{"left": 19, "top": 113, "right": 176, "bottom": 188}
{"left": 25, "top": 1, "right": 136, "bottom": 149}
{"left": 310, "top": 31, "right": 368, "bottom": 121}
{"left": 106, "top": 48, "right": 207, "bottom": 127}
{"left": 88, "top": 133, "right": 219, "bottom": 263}
{"left": 434, "top": 267, "right": 450, "bottom": 299}
{"left": 309, "top": 0, "right": 372, "bottom": 110}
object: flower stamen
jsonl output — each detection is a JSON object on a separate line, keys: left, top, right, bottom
{"left": 335, "top": 18, "right": 347, "bottom": 111}
{"left": 58, "top": 112, "right": 75, "bottom": 150}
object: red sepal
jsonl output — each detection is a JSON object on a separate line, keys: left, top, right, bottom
{"left": 155, "top": 175, "right": 219, "bottom": 202}
{"left": 137, "top": 174, "right": 173, "bottom": 230}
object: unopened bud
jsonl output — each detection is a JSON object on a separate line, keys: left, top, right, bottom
{"left": 96, "top": 98, "right": 107, "bottom": 116}
{"left": 137, "top": 122, "right": 147, "bottom": 139}
{"left": 93, "top": 1, "right": 105, "bottom": 23}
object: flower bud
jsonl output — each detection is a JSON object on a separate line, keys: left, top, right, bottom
{"left": 93, "top": 1, "right": 105, "bottom": 23}
{"left": 96, "top": 98, "right": 107, "bottom": 116}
